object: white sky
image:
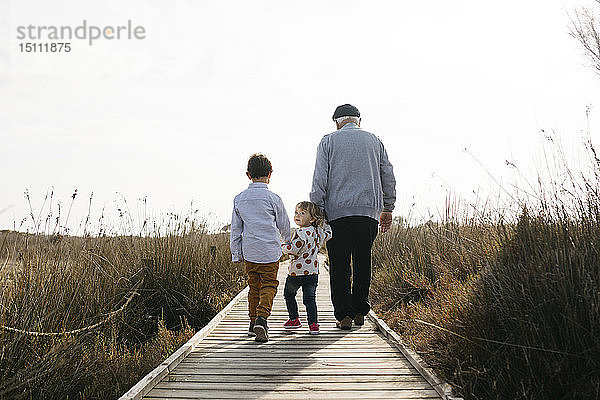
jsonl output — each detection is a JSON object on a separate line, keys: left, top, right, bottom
{"left": 1, "top": 0, "right": 600, "bottom": 233}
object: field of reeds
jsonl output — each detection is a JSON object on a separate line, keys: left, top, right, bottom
{"left": 371, "top": 138, "right": 600, "bottom": 399}
{"left": 0, "top": 210, "right": 245, "bottom": 399}
{"left": 3, "top": 136, "right": 600, "bottom": 400}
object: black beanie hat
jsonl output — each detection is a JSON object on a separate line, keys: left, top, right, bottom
{"left": 332, "top": 104, "right": 360, "bottom": 120}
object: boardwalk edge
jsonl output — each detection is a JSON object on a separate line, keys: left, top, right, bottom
{"left": 118, "top": 285, "right": 250, "bottom": 400}
{"left": 322, "top": 254, "right": 461, "bottom": 400}
{"left": 367, "top": 310, "right": 464, "bottom": 400}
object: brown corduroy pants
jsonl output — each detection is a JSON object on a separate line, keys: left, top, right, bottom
{"left": 244, "top": 260, "right": 279, "bottom": 320}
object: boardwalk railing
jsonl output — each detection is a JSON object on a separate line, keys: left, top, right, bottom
{"left": 120, "top": 256, "right": 462, "bottom": 400}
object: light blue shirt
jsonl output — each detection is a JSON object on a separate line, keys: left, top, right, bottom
{"left": 230, "top": 182, "right": 291, "bottom": 263}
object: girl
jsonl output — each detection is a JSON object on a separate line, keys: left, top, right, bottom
{"left": 281, "top": 201, "right": 332, "bottom": 334}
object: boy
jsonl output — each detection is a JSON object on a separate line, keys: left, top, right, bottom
{"left": 230, "top": 153, "right": 290, "bottom": 343}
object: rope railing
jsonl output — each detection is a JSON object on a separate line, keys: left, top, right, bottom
{"left": 413, "top": 318, "right": 586, "bottom": 358}
{"left": 0, "top": 289, "right": 139, "bottom": 337}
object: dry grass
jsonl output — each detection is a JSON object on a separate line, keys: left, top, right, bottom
{"left": 371, "top": 138, "right": 600, "bottom": 399}
{"left": 0, "top": 210, "right": 245, "bottom": 399}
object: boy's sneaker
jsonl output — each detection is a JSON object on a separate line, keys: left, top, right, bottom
{"left": 248, "top": 320, "right": 255, "bottom": 337}
{"left": 253, "top": 316, "right": 269, "bottom": 343}
{"left": 283, "top": 318, "right": 302, "bottom": 330}
{"left": 336, "top": 316, "right": 353, "bottom": 330}
{"left": 354, "top": 314, "right": 365, "bottom": 326}
{"left": 309, "top": 323, "right": 320, "bottom": 335}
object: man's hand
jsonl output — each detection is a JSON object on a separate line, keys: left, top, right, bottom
{"left": 379, "top": 211, "right": 393, "bottom": 233}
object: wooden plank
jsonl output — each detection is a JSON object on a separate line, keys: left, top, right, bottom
{"left": 188, "top": 350, "right": 402, "bottom": 357}
{"left": 205, "top": 330, "right": 377, "bottom": 335}
{"left": 208, "top": 324, "right": 373, "bottom": 329}
{"left": 155, "top": 381, "right": 434, "bottom": 391}
{"left": 198, "top": 336, "right": 388, "bottom": 343}
{"left": 144, "top": 389, "right": 441, "bottom": 399}
{"left": 192, "top": 345, "right": 398, "bottom": 351}
{"left": 193, "top": 342, "right": 397, "bottom": 349}
{"left": 187, "top": 353, "right": 407, "bottom": 360}
{"left": 169, "top": 367, "right": 421, "bottom": 375}
{"left": 185, "top": 357, "right": 406, "bottom": 363}
{"left": 206, "top": 331, "right": 378, "bottom": 337}
{"left": 177, "top": 361, "right": 414, "bottom": 369}
{"left": 214, "top": 322, "right": 342, "bottom": 325}
{"left": 166, "top": 374, "right": 426, "bottom": 383}
{"left": 197, "top": 339, "right": 388, "bottom": 345}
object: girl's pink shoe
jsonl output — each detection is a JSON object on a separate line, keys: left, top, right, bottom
{"left": 283, "top": 318, "right": 302, "bottom": 330}
{"left": 309, "top": 323, "right": 320, "bottom": 335}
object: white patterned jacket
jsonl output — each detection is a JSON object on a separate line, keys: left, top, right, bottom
{"left": 281, "top": 223, "right": 332, "bottom": 276}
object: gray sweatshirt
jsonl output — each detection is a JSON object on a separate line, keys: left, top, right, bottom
{"left": 310, "top": 123, "right": 396, "bottom": 222}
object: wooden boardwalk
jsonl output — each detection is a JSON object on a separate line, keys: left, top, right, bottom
{"left": 122, "top": 257, "right": 452, "bottom": 399}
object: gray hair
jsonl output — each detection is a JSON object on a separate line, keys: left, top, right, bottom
{"left": 335, "top": 116, "right": 360, "bottom": 126}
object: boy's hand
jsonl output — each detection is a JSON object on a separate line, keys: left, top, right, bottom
{"left": 379, "top": 211, "right": 393, "bottom": 233}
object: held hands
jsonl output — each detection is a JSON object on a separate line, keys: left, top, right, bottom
{"left": 379, "top": 211, "right": 393, "bottom": 233}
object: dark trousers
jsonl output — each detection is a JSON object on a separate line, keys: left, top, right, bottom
{"left": 284, "top": 274, "right": 319, "bottom": 324}
{"left": 326, "top": 216, "right": 378, "bottom": 321}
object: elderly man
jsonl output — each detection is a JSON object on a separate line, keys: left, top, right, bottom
{"left": 310, "top": 104, "right": 396, "bottom": 330}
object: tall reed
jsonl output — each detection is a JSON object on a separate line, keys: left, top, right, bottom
{"left": 371, "top": 137, "right": 600, "bottom": 399}
{"left": 0, "top": 206, "right": 244, "bottom": 399}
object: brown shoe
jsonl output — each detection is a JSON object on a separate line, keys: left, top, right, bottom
{"left": 354, "top": 314, "right": 365, "bottom": 326}
{"left": 336, "top": 316, "right": 352, "bottom": 330}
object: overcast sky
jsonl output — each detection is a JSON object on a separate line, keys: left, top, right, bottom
{"left": 1, "top": 0, "right": 600, "bottom": 234}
